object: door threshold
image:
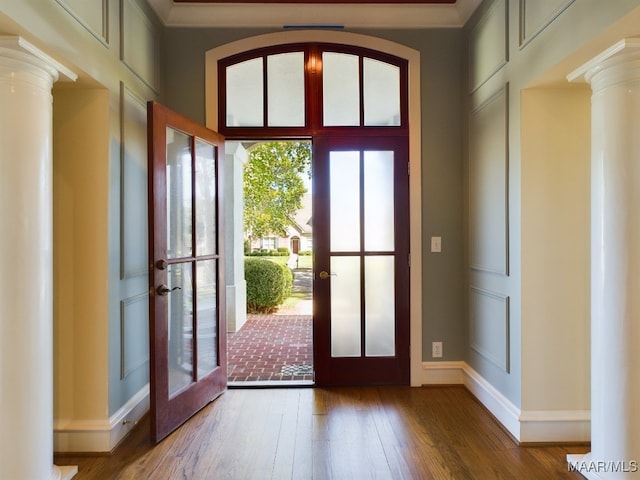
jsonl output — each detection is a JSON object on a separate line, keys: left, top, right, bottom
{"left": 228, "top": 380, "right": 314, "bottom": 389}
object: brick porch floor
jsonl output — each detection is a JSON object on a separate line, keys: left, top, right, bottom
{"left": 227, "top": 313, "right": 313, "bottom": 384}
{"left": 227, "top": 266, "right": 313, "bottom": 384}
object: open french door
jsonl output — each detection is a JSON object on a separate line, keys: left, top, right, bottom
{"left": 147, "top": 101, "right": 226, "bottom": 443}
{"left": 313, "top": 135, "right": 410, "bottom": 385}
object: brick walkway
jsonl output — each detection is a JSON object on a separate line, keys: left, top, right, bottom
{"left": 227, "top": 313, "right": 313, "bottom": 384}
{"left": 227, "top": 267, "right": 314, "bottom": 384}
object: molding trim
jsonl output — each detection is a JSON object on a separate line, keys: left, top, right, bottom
{"left": 519, "top": 0, "right": 575, "bottom": 49}
{"left": 54, "top": 0, "right": 109, "bottom": 46}
{"left": 420, "top": 362, "right": 591, "bottom": 443}
{"left": 469, "top": 286, "right": 510, "bottom": 373}
{"left": 421, "top": 360, "right": 466, "bottom": 384}
{"left": 519, "top": 409, "right": 590, "bottom": 443}
{"left": 119, "top": 82, "right": 149, "bottom": 280}
{"left": 147, "top": 0, "right": 482, "bottom": 28}
{"left": 54, "top": 385, "right": 149, "bottom": 453}
{"left": 468, "top": 82, "right": 510, "bottom": 276}
{"left": 468, "top": 0, "right": 508, "bottom": 93}
{"left": 120, "top": 292, "right": 150, "bottom": 379}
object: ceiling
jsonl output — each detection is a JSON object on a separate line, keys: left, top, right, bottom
{"left": 146, "top": 0, "right": 482, "bottom": 28}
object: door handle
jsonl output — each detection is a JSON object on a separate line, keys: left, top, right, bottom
{"left": 157, "top": 284, "right": 181, "bottom": 296}
{"left": 319, "top": 271, "right": 336, "bottom": 280}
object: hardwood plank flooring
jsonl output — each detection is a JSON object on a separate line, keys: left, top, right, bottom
{"left": 54, "top": 386, "right": 589, "bottom": 479}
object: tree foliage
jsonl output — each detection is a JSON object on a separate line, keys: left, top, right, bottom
{"left": 244, "top": 141, "right": 311, "bottom": 240}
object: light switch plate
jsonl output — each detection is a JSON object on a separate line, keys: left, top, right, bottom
{"left": 431, "top": 236, "right": 442, "bottom": 253}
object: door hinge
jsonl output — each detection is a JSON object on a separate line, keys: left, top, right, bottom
{"left": 408, "top": 161, "right": 410, "bottom": 176}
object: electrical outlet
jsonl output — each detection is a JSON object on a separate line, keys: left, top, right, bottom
{"left": 432, "top": 341, "right": 443, "bottom": 358}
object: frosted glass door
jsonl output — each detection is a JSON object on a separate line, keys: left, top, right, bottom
{"left": 327, "top": 149, "right": 396, "bottom": 358}
{"left": 313, "top": 136, "right": 409, "bottom": 385}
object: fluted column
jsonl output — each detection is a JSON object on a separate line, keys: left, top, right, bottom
{"left": 0, "top": 37, "right": 77, "bottom": 480}
{"left": 567, "top": 39, "right": 640, "bottom": 479}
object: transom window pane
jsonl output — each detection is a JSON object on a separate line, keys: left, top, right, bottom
{"left": 220, "top": 45, "right": 406, "bottom": 132}
{"left": 268, "top": 52, "right": 305, "bottom": 127}
{"left": 364, "top": 58, "right": 400, "bottom": 126}
{"left": 226, "top": 57, "right": 263, "bottom": 127}
{"left": 322, "top": 52, "right": 360, "bottom": 126}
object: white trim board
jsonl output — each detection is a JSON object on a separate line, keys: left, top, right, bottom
{"left": 54, "top": 385, "right": 149, "bottom": 453}
{"left": 421, "top": 361, "right": 591, "bottom": 443}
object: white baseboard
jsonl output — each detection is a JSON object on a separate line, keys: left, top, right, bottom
{"left": 421, "top": 360, "right": 466, "bottom": 385}
{"left": 54, "top": 384, "right": 149, "bottom": 453}
{"left": 519, "top": 408, "right": 590, "bottom": 443}
{"left": 421, "top": 361, "right": 591, "bottom": 443}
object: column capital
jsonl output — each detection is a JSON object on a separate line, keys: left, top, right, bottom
{"left": 0, "top": 36, "right": 76, "bottom": 83}
{"left": 567, "top": 37, "right": 640, "bottom": 85}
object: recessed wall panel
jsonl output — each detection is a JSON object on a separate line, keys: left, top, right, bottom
{"left": 121, "top": 0, "right": 160, "bottom": 91}
{"left": 469, "top": 85, "right": 509, "bottom": 275}
{"left": 120, "top": 292, "right": 150, "bottom": 379}
{"left": 55, "top": 0, "right": 108, "bottom": 44}
{"left": 120, "top": 84, "right": 148, "bottom": 279}
{"left": 470, "top": 287, "right": 510, "bottom": 372}
{"left": 520, "top": 0, "right": 575, "bottom": 47}
{"left": 469, "top": 0, "right": 508, "bottom": 92}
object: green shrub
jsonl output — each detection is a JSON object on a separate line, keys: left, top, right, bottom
{"left": 298, "top": 250, "right": 312, "bottom": 256}
{"left": 277, "top": 247, "right": 290, "bottom": 255}
{"left": 245, "top": 258, "right": 293, "bottom": 313}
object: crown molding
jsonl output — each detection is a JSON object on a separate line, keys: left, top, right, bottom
{"left": 146, "top": 0, "right": 481, "bottom": 28}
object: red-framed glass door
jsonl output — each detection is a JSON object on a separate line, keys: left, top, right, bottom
{"left": 312, "top": 135, "right": 410, "bottom": 385}
{"left": 147, "top": 101, "right": 226, "bottom": 443}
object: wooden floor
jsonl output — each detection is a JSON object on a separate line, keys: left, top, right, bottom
{"left": 55, "top": 386, "right": 589, "bottom": 479}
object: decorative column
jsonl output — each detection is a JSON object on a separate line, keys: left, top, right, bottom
{"left": 567, "top": 39, "right": 640, "bottom": 479}
{"left": 225, "top": 141, "right": 248, "bottom": 333}
{"left": 0, "top": 37, "right": 77, "bottom": 480}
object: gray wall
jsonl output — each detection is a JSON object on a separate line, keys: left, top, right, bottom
{"left": 464, "top": 0, "right": 640, "bottom": 410}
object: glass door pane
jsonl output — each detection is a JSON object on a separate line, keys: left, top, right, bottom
{"left": 330, "top": 256, "right": 361, "bottom": 357}
{"left": 365, "top": 256, "right": 395, "bottom": 356}
{"left": 195, "top": 139, "right": 217, "bottom": 256}
{"left": 196, "top": 259, "right": 217, "bottom": 378}
{"left": 364, "top": 151, "right": 394, "bottom": 251}
{"left": 167, "top": 262, "right": 193, "bottom": 397}
{"left": 329, "top": 151, "right": 360, "bottom": 251}
{"left": 166, "top": 127, "right": 192, "bottom": 259}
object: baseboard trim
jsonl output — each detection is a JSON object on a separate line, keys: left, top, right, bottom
{"left": 54, "top": 384, "right": 149, "bottom": 453}
{"left": 421, "top": 361, "right": 591, "bottom": 443}
{"left": 421, "top": 361, "right": 466, "bottom": 385}
{"left": 519, "top": 409, "right": 590, "bottom": 443}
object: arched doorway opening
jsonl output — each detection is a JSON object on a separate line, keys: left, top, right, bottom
{"left": 206, "top": 31, "right": 423, "bottom": 386}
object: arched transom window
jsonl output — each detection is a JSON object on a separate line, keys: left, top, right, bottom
{"left": 218, "top": 43, "right": 408, "bottom": 137}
